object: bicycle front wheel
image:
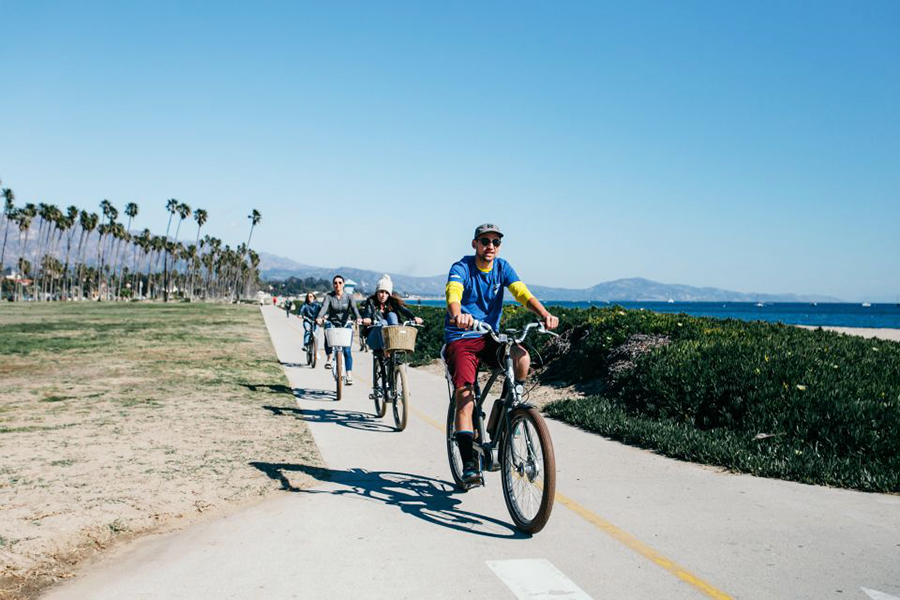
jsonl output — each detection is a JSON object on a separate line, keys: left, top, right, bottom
{"left": 392, "top": 364, "right": 408, "bottom": 431}
{"left": 445, "top": 394, "right": 466, "bottom": 489}
{"left": 500, "top": 407, "right": 556, "bottom": 533}
{"left": 308, "top": 336, "right": 317, "bottom": 368}
{"left": 335, "top": 351, "right": 343, "bottom": 401}
{"left": 372, "top": 358, "right": 385, "bottom": 417}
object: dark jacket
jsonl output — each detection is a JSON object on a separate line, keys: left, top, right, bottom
{"left": 298, "top": 301, "right": 321, "bottom": 321}
{"left": 360, "top": 296, "right": 416, "bottom": 336}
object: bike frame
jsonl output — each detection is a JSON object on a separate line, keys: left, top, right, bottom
{"left": 325, "top": 321, "right": 354, "bottom": 381}
{"left": 372, "top": 321, "right": 417, "bottom": 402}
{"left": 446, "top": 321, "right": 553, "bottom": 472}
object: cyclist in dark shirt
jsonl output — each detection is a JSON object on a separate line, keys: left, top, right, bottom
{"left": 360, "top": 275, "right": 423, "bottom": 353}
{"left": 298, "top": 292, "right": 321, "bottom": 351}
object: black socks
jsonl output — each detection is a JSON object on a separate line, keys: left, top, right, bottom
{"left": 455, "top": 431, "right": 475, "bottom": 464}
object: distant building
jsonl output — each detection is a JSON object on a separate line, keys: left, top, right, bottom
{"left": 343, "top": 278, "right": 358, "bottom": 295}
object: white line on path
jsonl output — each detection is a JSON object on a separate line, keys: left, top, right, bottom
{"left": 487, "top": 559, "right": 593, "bottom": 600}
{"left": 863, "top": 588, "right": 900, "bottom": 600}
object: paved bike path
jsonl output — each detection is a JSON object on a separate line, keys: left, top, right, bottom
{"left": 45, "top": 305, "right": 900, "bottom": 599}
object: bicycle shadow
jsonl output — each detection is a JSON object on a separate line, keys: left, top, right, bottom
{"left": 263, "top": 405, "right": 393, "bottom": 433}
{"left": 249, "top": 462, "right": 528, "bottom": 539}
{"left": 279, "top": 360, "right": 308, "bottom": 369}
{"left": 242, "top": 383, "right": 337, "bottom": 402}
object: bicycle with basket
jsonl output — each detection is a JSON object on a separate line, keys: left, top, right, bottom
{"left": 324, "top": 323, "right": 354, "bottom": 401}
{"left": 370, "top": 321, "right": 420, "bottom": 430}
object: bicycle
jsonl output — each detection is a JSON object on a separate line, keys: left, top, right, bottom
{"left": 443, "top": 320, "right": 558, "bottom": 533}
{"left": 369, "top": 321, "right": 420, "bottom": 430}
{"left": 301, "top": 316, "right": 318, "bottom": 368}
{"left": 324, "top": 322, "right": 354, "bottom": 401}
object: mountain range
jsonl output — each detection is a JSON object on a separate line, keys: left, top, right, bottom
{"left": 258, "top": 252, "right": 843, "bottom": 303}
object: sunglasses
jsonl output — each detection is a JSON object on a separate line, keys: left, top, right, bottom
{"left": 333, "top": 281, "right": 344, "bottom": 286}
{"left": 478, "top": 237, "right": 502, "bottom": 247}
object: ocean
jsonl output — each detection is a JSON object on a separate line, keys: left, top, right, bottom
{"left": 410, "top": 300, "right": 900, "bottom": 329}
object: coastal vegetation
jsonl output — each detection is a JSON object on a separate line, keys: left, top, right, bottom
{"left": 0, "top": 176, "right": 263, "bottom": 302}
{"left": 406, "top": 304, "right": 900, "bottom": 493}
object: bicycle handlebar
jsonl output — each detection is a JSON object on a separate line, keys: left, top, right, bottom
{"left": 467, "top": 319, "right": 559, "bottom": 345}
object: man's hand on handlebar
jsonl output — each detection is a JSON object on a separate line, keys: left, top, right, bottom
{"left": 541, "top": 312, "right": 559, "bottom": 331}
{"left": 315, "top": 317, "right": 324, "bottom": 326}
{"left": 451, "top": 313, "right": 474, "bottom": 330}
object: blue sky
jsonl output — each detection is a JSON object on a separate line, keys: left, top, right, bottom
{"left": 2, "top": 1, "right": 898, "bottom": 301}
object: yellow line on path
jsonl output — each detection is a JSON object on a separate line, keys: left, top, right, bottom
{"left": 410, "top": 401, "right": 733, "bottom": 600}
{"left": 553, "top": 491, "right": 732, "bottom": 599}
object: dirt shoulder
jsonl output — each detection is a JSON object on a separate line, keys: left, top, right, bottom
{"left": 0, "top": 303, "right": 323, "bottom": 600}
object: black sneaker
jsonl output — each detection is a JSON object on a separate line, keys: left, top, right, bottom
{"left": 462, "top": 461, "right": 482, "bottom": 485}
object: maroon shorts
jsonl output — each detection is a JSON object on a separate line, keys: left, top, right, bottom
{"left": 444, "top": 335, "right": 503, "bottom": 390}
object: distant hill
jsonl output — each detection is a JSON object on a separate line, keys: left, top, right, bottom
{"left": 258, "top": 253, "right": 842, "bottom": 303}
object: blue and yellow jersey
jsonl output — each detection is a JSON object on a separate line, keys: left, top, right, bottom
{"left": 444, "top": 255, "right": 533, "bottom": 342}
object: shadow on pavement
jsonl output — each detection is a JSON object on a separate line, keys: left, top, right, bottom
{"left": 249, "top": 462, "right": 527, "bottom": 539}
{"left": 279, "top": 361, "right": 308, "bottom": 368}
{"left": 242, "top": 383, "right": 336, "bottom": 402}
{"left": 263, "top": 405, "right": 394, "bottom": 433}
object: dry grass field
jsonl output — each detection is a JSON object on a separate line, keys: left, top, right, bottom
{"left": 0, "top": 302, "right": 322, "bottom": 599}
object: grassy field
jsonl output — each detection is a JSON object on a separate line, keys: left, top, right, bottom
{"left": 0, "top": 302, "right": 322, "bottom": 599}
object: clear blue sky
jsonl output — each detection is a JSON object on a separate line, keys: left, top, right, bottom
{"left": 2, "top": 1, "right": 898, "bottom": 301}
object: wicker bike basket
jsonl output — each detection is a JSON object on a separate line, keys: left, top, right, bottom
{"left": 324, "top": 327, "right": 353, "bottom": 347}
{"left": 382, "top": 325, "right": 417, "bottom": 352}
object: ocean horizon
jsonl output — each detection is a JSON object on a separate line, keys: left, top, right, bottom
{"left": 408, "top": 300, "right": 900, "bottom": 329}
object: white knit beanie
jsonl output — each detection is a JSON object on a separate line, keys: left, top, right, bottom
{"left": 376, "top": 274, "right": 393, "bottom": 294}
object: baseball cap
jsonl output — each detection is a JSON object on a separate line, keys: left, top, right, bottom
{"left": 473, "top": 223, "right": 503, "bottom": 239}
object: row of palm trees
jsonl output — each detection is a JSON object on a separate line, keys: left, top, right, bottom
{"left": 0, "top": 177, "right": 263, "bottom": 303}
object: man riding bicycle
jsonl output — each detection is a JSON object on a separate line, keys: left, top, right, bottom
{"left": 444, "top": 223, "right": 559, "bottom": 485}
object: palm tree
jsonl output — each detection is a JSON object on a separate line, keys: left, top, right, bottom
{"left": 75, "top": 211, "right": 98, "bottom": 300}
{"left": 232, "top": 209, "right": 261, "bottom": 301}
{"left": 162, "top": 198, "right": 178, "bottom": 302}
{"left": 187, "top": 208, "right": 207, "bottom": 300}
{"left": 61, "top": 206, "right": 79, "bottom": 299}
{"left": 97, "top": 200, "right": 118, "bottom": 300}
{"left": 14, "top": 205, "right": 36, "bottom": 301}
{"left": 114, "top": 202, "right": 139, "bottom": 300}
{"left": 1, "top": 187, "right": 16, "bottom": 296}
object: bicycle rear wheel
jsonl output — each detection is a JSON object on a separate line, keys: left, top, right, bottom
{"left": 372, "top": 357, "right": 386, "bottom": 417}
{"left": 500, "top": 406, "right": 556, "bottom": 533}
{"left": 392, "top": 364, "right": 408, "bottom": 431}
{"left": 335, "top": 351, "right": 343, "bottom": 401}
{"left": 445, "top": 394, "right": 466, "bottom": 489}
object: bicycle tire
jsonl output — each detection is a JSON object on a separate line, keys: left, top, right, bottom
{"left": 392, "top": 364, "right": 408, "bottom": 431}
{"left": 372, "top": 357, "right": 385, "bottom": 417}
{"left": 335, "top": 351, "right": 343, "bottom": 401}
{"left": 307, "top": 336, "right": 317, "bottom": 368}
{"left": 445, "top": 394, "right": 466, "bottom": 489}
{"left": 500, "top": 406, "right": 556, "bottom": 533}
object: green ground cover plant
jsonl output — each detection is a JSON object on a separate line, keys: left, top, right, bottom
{"left": 408, "top": 303, "right": 900, "bottom": 492}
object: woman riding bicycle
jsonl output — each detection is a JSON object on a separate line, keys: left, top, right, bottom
{"left": 316, "top": 275, "right": 362, "bottom": 385}
{"left": 298, "top": 291, "right": 321, "bottom": 351}
{"left": 361, "top": 275, "right": 423, "bottom": 353}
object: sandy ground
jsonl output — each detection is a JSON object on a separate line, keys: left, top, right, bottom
{"left": 0, "top": 304, "right": 323, "bottom": 600}
{"left": 797, "top": 325, "right": 900, "bottom": 341}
